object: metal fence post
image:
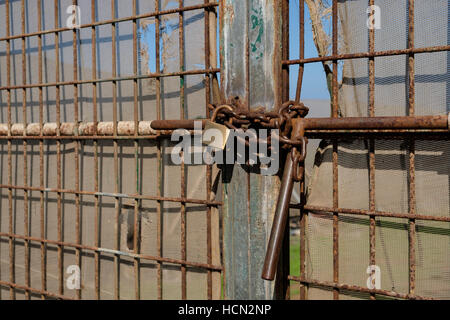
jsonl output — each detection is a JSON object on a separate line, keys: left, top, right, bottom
{"left": 220, "top": 0, "right": 286, "bottom": 299}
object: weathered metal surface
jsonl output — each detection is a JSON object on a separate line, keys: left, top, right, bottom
{"left": 221, "top": 0, "right": 283, "bottom": 300}
{"left": 261, "top": 155, "right": 294, "bottom": 280}
{"left": 0, "top": 0, "right": 221, "bottom": 300}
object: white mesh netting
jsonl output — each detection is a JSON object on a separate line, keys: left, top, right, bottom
{"left": 305, "top": 0, "right": 450, "bottom": 299}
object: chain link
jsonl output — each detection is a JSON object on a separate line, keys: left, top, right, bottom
{"left": 208, "top": 101, "right": 309, "bottom": 181}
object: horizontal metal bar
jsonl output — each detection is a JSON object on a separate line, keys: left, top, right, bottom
{"left": 283, "top": 45, "right": 450, "bottom": 65}
{"left": 304, "top": 130, "right": 450, "bottom": 139}
{"left": 297, "top": 115, "right": 449, "bottom": 131}
{"left": 0, "top": 184, "right": 222, "bottom": 206}
{"left": 0, "top": 232, "right": 224, "bottom": 272}
{"left": 0, "top": 2, "right": 219, "bottom": 42}
{"left": 287, "top": 276, "right": 433, "bottom": 300}
{"left": 0, "top": 280, "right": 74, "bottom": 300}
{"left": 0, "top": 135, "right": 172, "bottom": 140}
{"left": 293, "top": 204, "right": 450, "bottom": 223}
{"left": 151, "top": 114, "right": 450, "bottom": 131}
{"left": 0, "top": 121, "right": 157, "bottom": 136}
{"left": 0, "top": 69, "right": 220, "bottom": 91}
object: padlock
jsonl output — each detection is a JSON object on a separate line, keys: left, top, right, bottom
{"left": 202, "top": 120, "right": 231, "bottom": 150}
{"left": 202, "top": 105, "right": 234, "bottom": 150}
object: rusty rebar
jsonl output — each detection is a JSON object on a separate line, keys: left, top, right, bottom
{"left": 287, "top": 276, "right": 433, "bottom": 300}
{"left": 132, "top": 0, "right": 141, "bottom": 300}
{"left": 296, "top": 205, "right": 450, "bottom": 223}
{"left": 0, "top": 69, "right": 220, "bottom": 91}
{"left": 37, "top": 0, "right": 47, "bottom": 300}
{"left": 204, "top": 0, "right": 213, "bottom": 300}
{"left": 20, "top": 0, "right": 31, "bottom": 300}
{"left": 0, "top": 232, "right": 223, "bottom": 272}
{"left": 179, "top": 0, "right": 187, "bottom": 300}
{"left": 332, "top": 0, "right": 339, "bottom": 300}
{"left": 0, "top": 2, "right": 219, "bottom": 42}
{"left": 54, "top": 0, "right": 63, "bottom": 297}
{"left": 111, "top": 0, "right": 120, "bottom": 301}
{"left": 408, "top": 0, "right": 417, "bottom": 296}
{"left": 283, "top": 45, "right": 450, "bottom": 65}
{"left": 368, "top": 0, "right": 376, "bottom": 300}
{"left": 6, "top": 0, "right": 14, "bottom": 301}
{"left": 155, "top": 0, "right": 163, "bottom": 301}
{"left": 72, "top": 0, "right": 81, "bottom": 301}
{"left": 92, "top": 0, "right": 99, "bottom": 300}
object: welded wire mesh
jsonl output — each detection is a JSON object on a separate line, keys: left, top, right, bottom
{"left": 286, "top": 0, "right": 450, "bottom": 300}
{"left": 0, "top": 0, "right": 221, "bottom": 300}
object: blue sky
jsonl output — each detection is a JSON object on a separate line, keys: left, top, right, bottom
{"left": 288, "top": 0, "right": 331, "bottom": 100}
{"left": 141, "top": 0, "right": 331, "bottom": 100}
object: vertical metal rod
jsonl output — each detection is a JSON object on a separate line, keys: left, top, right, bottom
{"left": 331, "top": 0, "right": 339, "bottom": 300}
{"left": 37, "top": 0, "right": 47, "bottom": 300}
{"left": 178, "top": 0, "right": 187, "bottom": 300}
{"left": 368, "top": 0, "right": 376, "bottom": 301}
{"left": 204, "top": 0, "right": 213, "bottom": 300}
{"left": 72, "top": 0, "right": 81, "bottom": 300}
{"left": 132, "top": 0, "right": 141, "bottom": 300}
{"left": 281, "top": 0, "right": 291, "bottom": 300}
{"left": 407, "top": 0, "right": 416, "bottom": 296}
{"left": 111, "top": 0, "right": 120, "bottom": 301}
{"left": 261, "top": 156, "right": 295, "bottom": 280}
{"left": 54, "top": 0, "right": 63, "bottom": 297}
{"left": 21, "top": 0, "right": 31, "bottom": 300}
{"left": 295, "top": 0, "right": 304, "bottom": 102}
{"left": 218, "top": 0, "right": 225, "bottom": 297}
{"left": 5, "top": 0, "right": 15, "bottom": 301}
{"left": 91, "top": 0, "right": 99, "bottom": 300}
{"left": 297, "top": 0, "right": 308, "bottom": 300}
{"left": 155, "top": 0, "right": 163, "bottom": 301}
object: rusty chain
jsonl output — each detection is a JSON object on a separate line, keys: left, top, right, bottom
{"left": 208, "top": 100, "right": 309, "bottom": 182}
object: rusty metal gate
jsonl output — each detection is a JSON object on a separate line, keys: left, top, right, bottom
{"left": 0, "top": 0, "right": 449, "bottom": 301}
{"left": 0, "top": 0, "right": 222, "bottom": 300}
{"left": 284, "top": 0, "right": 450, "bottom": 300}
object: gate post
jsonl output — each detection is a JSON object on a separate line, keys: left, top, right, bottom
{"left": 220, "top": 0, "right": 287, "bottom": 299}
